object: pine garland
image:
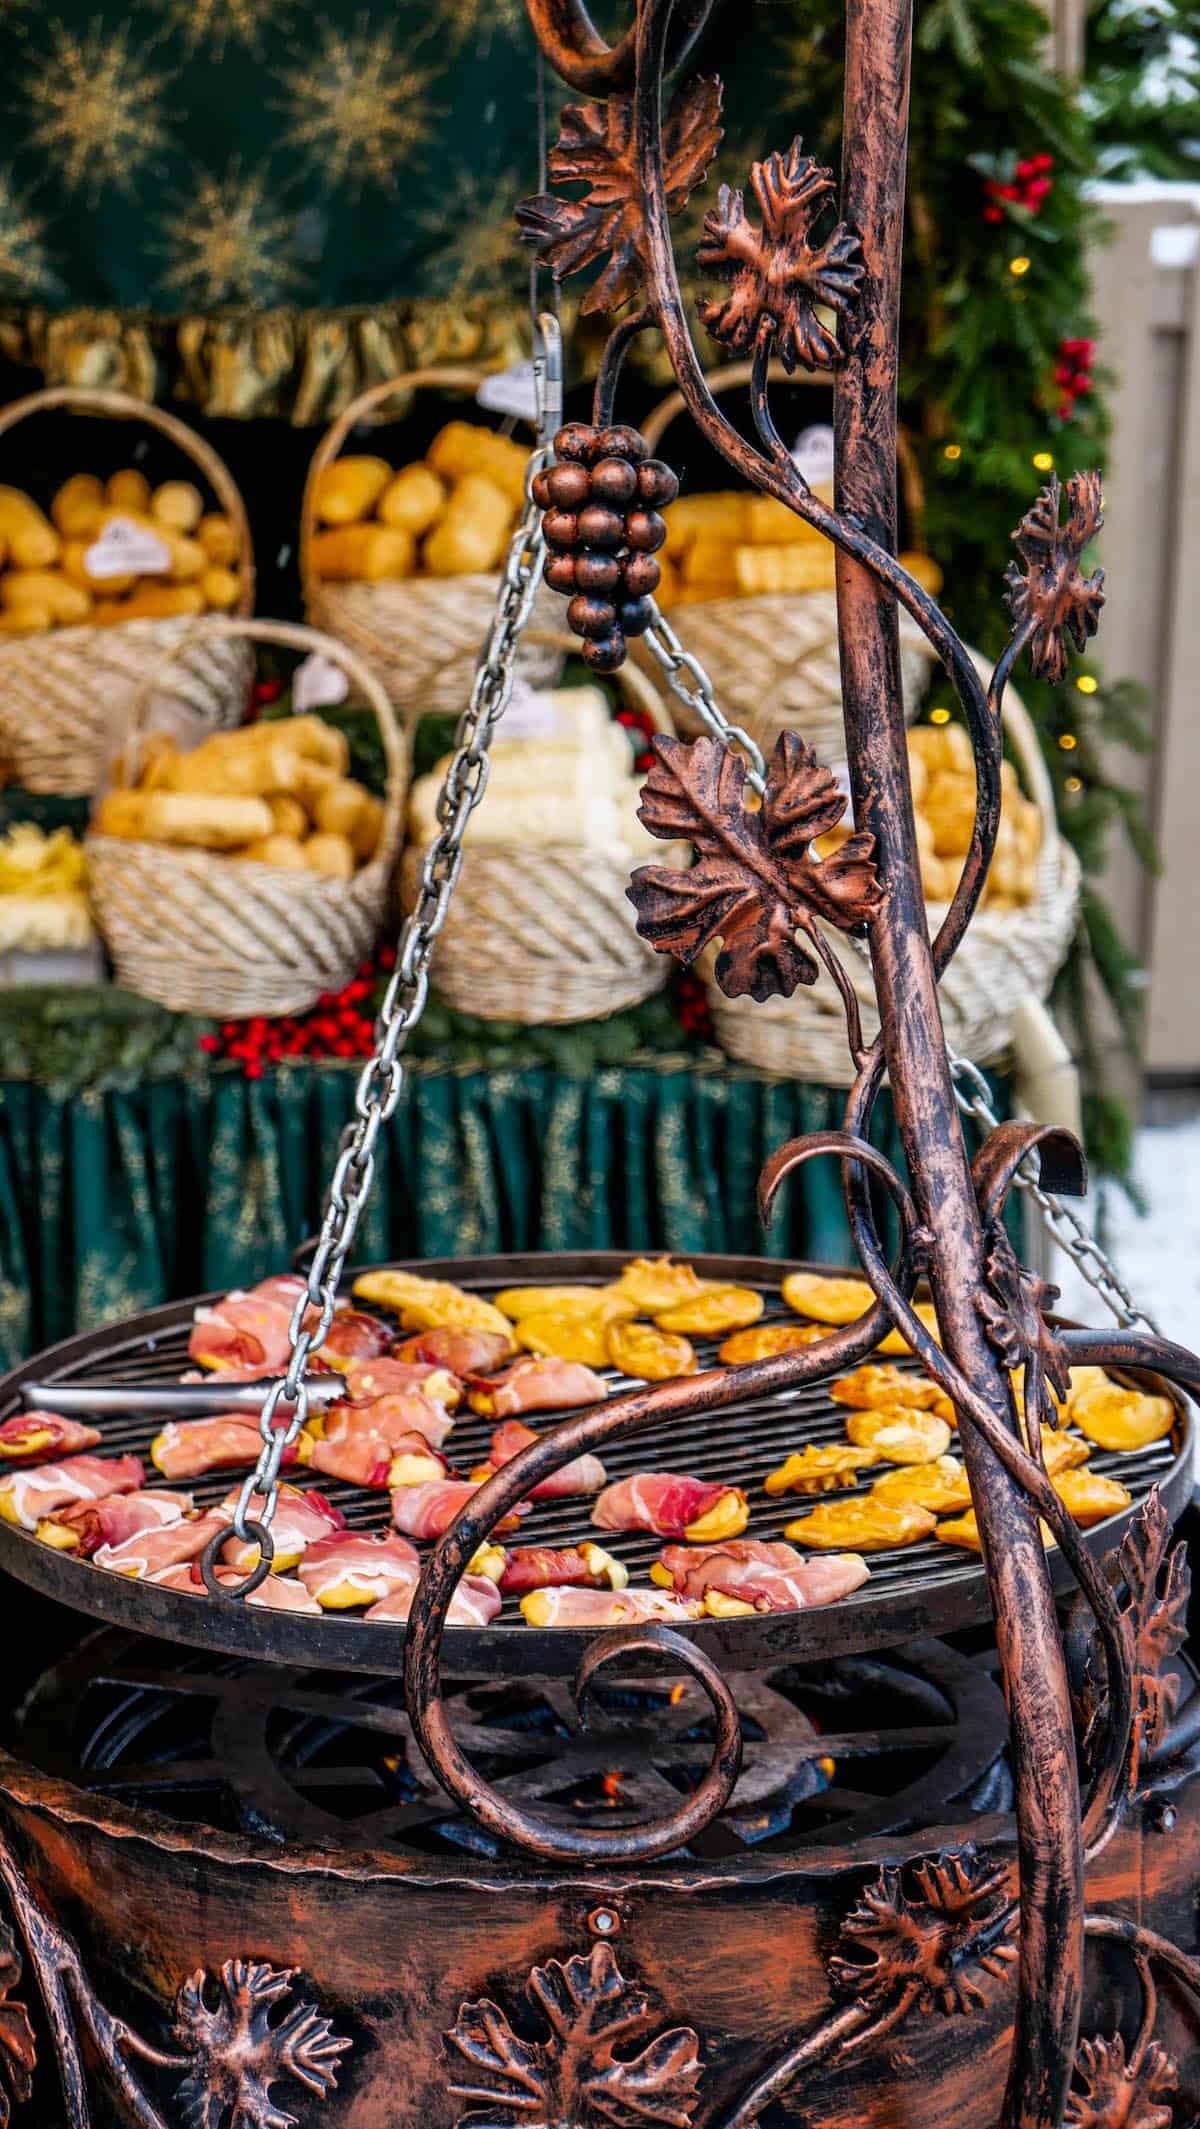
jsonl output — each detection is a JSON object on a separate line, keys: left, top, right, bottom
{"left": 744, "top": 0, "right": 1162, "bottom": 1184}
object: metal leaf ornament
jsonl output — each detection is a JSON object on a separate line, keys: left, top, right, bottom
{"left": 445, "top": 1942, "right": 702, "bottom": 2129}
{"left": 173, "top": 1959, "right": 350, "bottom": 2129}
{"left": 828, "top": 1847, "right": 1016, "bottom": 2016}
{"left": 0, "top": 1922, "right": 34, "bottom": 2127}
{"left": 515, "top": 78, "right": 722, "bottom": 315}
{"left": 697, "top": 139, "right": 864, "bottom": 369}
{"left": 1004, "top": 470, "right": 1105, "bottom": 682}
{"left": 628, "top": 731, "right": 882, "bottom": 1002}
{"left": 976, "top": 1231, "right": 1072, "bottom": 1407}
{"left": 1065, "top": 2035, "right": 1178, "bottom": 2129}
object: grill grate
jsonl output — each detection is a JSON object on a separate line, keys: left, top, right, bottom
{"left": 0, "top": 1252, "right": 1188, "bottom": 1678}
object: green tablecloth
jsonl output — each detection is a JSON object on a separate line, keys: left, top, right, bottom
{"left": 0, "top": 1053, "right": 955, "bottom": 1373}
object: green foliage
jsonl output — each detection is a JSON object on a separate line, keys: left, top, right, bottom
{"left": 1085, "top": 0, "right": 1200, "bottom": 179}
{"left": 757, "top": 0, "right": 1164, "bottom": 1186}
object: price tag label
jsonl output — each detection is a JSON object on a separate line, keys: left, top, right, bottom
{"left": 792, "top": 423, "right": 837, "bottom": 487}
{"left": 292, "top": 652, "right": 349, "bottom": 712}
{"left": 497, "top": 678, "right": 564, "bottom": 741}
{"left": 476, "top": 361, "right": 539, "bottom": 424}
{"left": 84, "top": 516, "right": 171, "bottom": 579}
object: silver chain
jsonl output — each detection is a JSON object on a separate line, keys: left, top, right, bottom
{"left": 641, "top": 603, "right": 1160, "bottom": 1338}
{"left": 208, "top": 317, "right": 562, "bottom": 1593}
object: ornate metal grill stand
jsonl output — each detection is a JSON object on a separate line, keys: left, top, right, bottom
{"left": 0, "top": 0, "right": 1196, "bottom": 2123}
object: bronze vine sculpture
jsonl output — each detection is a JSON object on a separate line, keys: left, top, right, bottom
{"left": 404, "top": 5, "right": 1200, "bottom": 2129}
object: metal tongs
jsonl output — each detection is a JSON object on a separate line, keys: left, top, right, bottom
{"left": 19, "top": 1377, "right": 346, "bottom": 1417}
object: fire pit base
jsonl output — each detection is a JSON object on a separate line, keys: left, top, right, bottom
{"left": 0, "top": 1609, "right": 1195, "bottom": 2127}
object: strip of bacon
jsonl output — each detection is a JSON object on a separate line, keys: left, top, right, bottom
{"left": 389, "top": 1479, "right": 529, "bottom": 1542}
{"left": 217, "top": 1485, "right": 345, "bottom": 1573}
{"left": 592, "top": 1473, "right": 748, "bottom": 1543}
{"left": 653, "top": 1540, "right": 870, "bottom": 1615}
{"left": 519, "top": 1585, "right": 702, "bottom": 1628}
{"left": 364, "top": 1574, "right": 502, "bottom": 1627}
{"left": 188, "top": 1290, "right": 296, "bottom": 1378}
{"left": 395, "top": 1327, "right": 514, "bottom": 1375}
{"left": 0, "top": 1453, "right": 143, "bottom": 1531}
{"left": 484, "top": 1419, "right": 607, "bottom": 1499}
{"left": 316, "top": 1309, "right": 392, "bottom": 1372}
{"left": 499, "top": 1543, "right": 627, "bottom": 1597}
{"left": 151, "top": 1417, "right": 297, "bottom": 1482}
{"left": 150, "top": 1561, "right": 321, "bottom": 1613}
{"left": 36, "top": 1488, "right": 194, "bottom": 1557}
{"left": 342, "top": 1357, "right": 462, "bottom": 1409}
{"left": 300, "top": 1399, "right": 451, "bottom": 1488}
{"left": 467, "top": 1357, "right": 608, "bottom": 1420}
{"left": 297, "top": 1531, "right": 420, "bottom": 1609}
{"left": 95, "top": 1508, "right": 229, "bottom": 1580}
{"left": 0, "top": 1413, "right": 101, "bottom": 1464}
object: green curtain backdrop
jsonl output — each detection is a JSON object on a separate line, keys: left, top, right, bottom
{"left": 0, "top": 1054, "right": 971, "bottom": 1373}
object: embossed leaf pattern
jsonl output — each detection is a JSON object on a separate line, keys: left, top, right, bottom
{"left": 628, "top": 732, "right": 882, "bottom": 1003}
{"left": 515, "top": 78, "right": 722, "bottom": 315}
{"left": 1066, "top": 2035, "right": 1178, "bottom": 2129}
{"left": 173, "top": 1959, "right": 350, "bottom": 2129}
{"left": 446, "top": 1943, "right": 702, "bottom": 2129}
{"left": 0, "top": 1921, "right": 34, "bottom": 2126}
{"left": 976, "top": 1231, "right": 1072, "bottom": 1405}
{"left": 1118, "top": 1489, "right": 1190, "bottom": 1774}
{"left": 1003, "top": 469, "right": 1106, "bottom": 682}
{"left": 828, "top": 1845, "right": 1015, "bottom": 2015}
{"left": 698, "top": 138, "right": 864, "bottom": 370}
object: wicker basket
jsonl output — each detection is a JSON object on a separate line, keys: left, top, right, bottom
{"left": 86, "top": 617, "right": 407, "bottom": 1019}
{"left": 639, "top": 362, "right": 936, "bottom": 759}
{"left": 705, "top": 656, "right": 1081, "bottom": 1083}
{"left": 401, "top": 651, "right": 681, "bottom": 1025}
{"left": 0, "top": 387, "right": 255, "bottom": 797}
{"left": 301, "top": 367, "right": 564, "bottom": 724}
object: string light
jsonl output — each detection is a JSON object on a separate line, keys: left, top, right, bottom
{"left": 943, "top": 443, "right": 961, "bottom": 461}
{"left": 929, "top": 706, "right": 952, "bottom": 725}
{"left": 1065, "top": 776, "right": 1082, "bottom": 794}
{"left": 1032, "top": 451, "right": 1054, "bottom": 472}
{"left": 1075, "top": 674, "right": 1098, "bottom": 695}
{"left": 1058, "top": 732, "right": 1078, "bottom": 751}
{"left": 1010, "top": 255, "right": 1031, "bottom": 276}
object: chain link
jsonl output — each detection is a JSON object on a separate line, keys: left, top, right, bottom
{"left": 209, "top": 324, "right": 562, "bottom": 1592}
{"left": 639, "top": 602, "right": 1160, "bottom": 1339}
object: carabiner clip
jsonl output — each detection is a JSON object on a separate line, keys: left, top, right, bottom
{"left": 532, "top": 309, "right": 563, "bottom": 452}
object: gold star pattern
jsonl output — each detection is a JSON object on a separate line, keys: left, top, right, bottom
{"left": 275, "top": 18, "right": 437, "bottom": 195}
{"left": 152, "top": 0, "right": 285, "bottom": 58}
{"left": 159, "top": 165, "right": 301, "bottom": 305}
{"left": 433, "top": 0, "right": 528, "bottom": 56}
{"left": 417, "top": 163, "right": 525, "bottom": 302}
{"left": 22, "top": 19, "right": 172, "bottom": 198}
{"left": 0, "top": 173, "right": 54, "bottom": 298}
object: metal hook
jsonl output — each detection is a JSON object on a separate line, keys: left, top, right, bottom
{"left": 532, "top": 310, "right": 563, "bottom": 450}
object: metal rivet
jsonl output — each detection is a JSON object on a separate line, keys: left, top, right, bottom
{"left": 588, "top": 1907, "right": 619, "bottom": 1937}
{"left": 1157, "top": 1803, "right": 1177, "bottom": 1833}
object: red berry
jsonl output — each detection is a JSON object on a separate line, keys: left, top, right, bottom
{"left": 1034, "top": 153, "right": 1054, "bottom": 171}
{"left": 626, "top": 510, "right": 666, "bottom": 553}
{"left": 983, "top": 206, "right": 1003, "bottom": 224}
{"left": 1054, "top": 365, "right": 1073, "bottom": 386}
{"left": 1072, "top": 372, "right": 1092, "bottom": 394}
{"left": 544, "top": 552, "right": 578, "bottom": 594}
{"left": 623, "top": 551, "right": 661, "bottom": 599}
{"left": 554, "top": 422, "right": 599, "bottom": 464}
{"left": 1015, "top": 158, "right": 1035, "bottom": 178}
{"left": 594, "top": 425, "right": 648, "bottom": 463}
{"left": 590, "top": 456, "right": 638, "bottom": 506}
{"left": 546, "top": 461, "right": 591, "bottom": 509}
{"left": 575, "top": 551, "right": 622, "bottom": 594}
{"left": 999, "top": 183, "right": 1020, "bottom": 201}
{"left": 567, "top": 594, "right": 618, "bottom": 640}
{"left": 582, "top": 629, "right": 627, "bottom": 672}
{"left": 577, "top": 504, "right": 625, "bottom": 549}
{"left": 246, "top": 1062, "right": 264, "bottom": 1080}
{"left": 199, "top": 1034, "right": 219, "bottom": 1053}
